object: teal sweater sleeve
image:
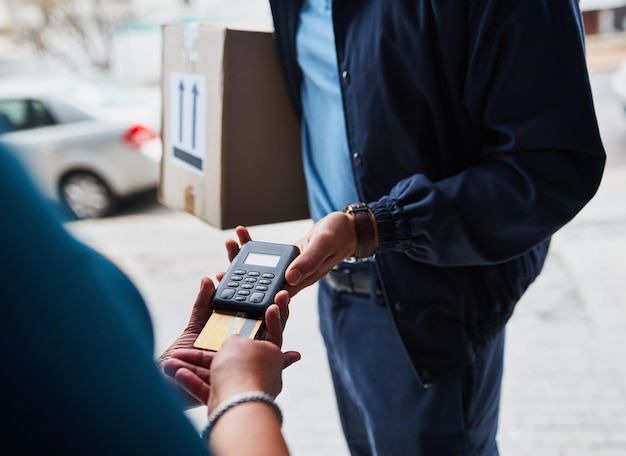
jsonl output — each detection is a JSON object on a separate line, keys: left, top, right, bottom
{"left": 0, "top": 146, "right": 210, "bottom": 455}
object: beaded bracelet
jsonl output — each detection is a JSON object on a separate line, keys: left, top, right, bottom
{"left": 203, "top": 391, "right": 283, "bottom": 439}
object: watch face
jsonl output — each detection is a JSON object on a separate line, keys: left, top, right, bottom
{"left": 346, "top": 202, "right": 367, "bottom": 212}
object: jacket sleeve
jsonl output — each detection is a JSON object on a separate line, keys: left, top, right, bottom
{"left": 370, "top": 0, "right": 605, "bottom": 266}
{"left": 0, "top": 148, "right": 210, "bottom": 455}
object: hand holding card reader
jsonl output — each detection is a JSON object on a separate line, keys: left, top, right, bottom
{"left": 212, "top": 241, "right": 300, "bottom": 316}
{"left": 195, "top": 241, "right": 299, "bottom": 352}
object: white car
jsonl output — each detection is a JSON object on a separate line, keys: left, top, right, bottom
{"left": 0, "top": 76, "right": 162, "bottom": 219}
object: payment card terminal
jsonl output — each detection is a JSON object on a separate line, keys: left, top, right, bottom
{"left": 211, "top": 241, "right": 300, "bottom": 315}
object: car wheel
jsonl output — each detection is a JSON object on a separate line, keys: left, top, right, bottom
{"left": 59, "top": 172, "right": 116, "bottom": 219}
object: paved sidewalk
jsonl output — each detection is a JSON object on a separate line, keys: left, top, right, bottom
{"left": 497, "top": 167, "right": 626, "bottom": 456}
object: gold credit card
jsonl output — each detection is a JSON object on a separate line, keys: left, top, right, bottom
{"left": 193, "top": 310, "right": 265, "bottom": 351}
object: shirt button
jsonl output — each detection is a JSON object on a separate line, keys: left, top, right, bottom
{"left": 352, "top": 152, "right": 362, "bottom": 166}
{"left": 341, "top": 70, "right": 350, "bottom": 84}
{"left": 394, "top": 301, "right": 407, "bottom": 312}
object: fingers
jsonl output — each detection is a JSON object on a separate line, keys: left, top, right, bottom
{"left": 286, "top": 237, "right": 333, "bottom": 287}
{"left": 224, "top": 238, "right": 241, "bottom": 263}
{"left": 235, "top": 226, "right": 253, "bottom": 245}
{"left": 162, "top": 357, "right": 211, "bottom": 382}
{"left": 263, "top": 304, "right": 283, "bottom": 348}
{"left": 167, "top": 348, "right": 216, "bottom": 369}
{"left": 263, "top": 298, "right": 300, "bottom": 369}
{"left": 282, "top": 351, "right": 301, "bottom": 369}
{"left": 209, "top": 334, "right": 285, "bottom": 403}
{"left": 224, "top": 226, "right": 253, "bottom": 262}
{"left": 286, "top": 252, "right": 337, "bottom": 296}
{"left": 263, "top": 288, "right": 291, "bottom": 347}
{"left": 162, "top": 350, "right": 215, "bottom": 380}
{"left": 185, "top": 277, "right": 216, "bottom": 333}
{"left": 273, "top": 290, "right": 290, "bottom": 329}
{"left": 157, "top": 278, "right": 217, "bottom": 362}
{"left": 289, "top": 241, "right": 342, "bottom": 282}
{"left": 221, "top": 226, "right": 253, "bottom": 280}
{"left": 172, "top": 367, "right": 212, "bottom": 405}
{"left": 285, "top": 212, "right": 357, "bottom": 293}
{"left": 162, "top": 349, "right": 215, "bottom": 404}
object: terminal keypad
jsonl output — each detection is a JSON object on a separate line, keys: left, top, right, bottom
{"left": 219, "top": 269, "right": 277, "bottom": 305}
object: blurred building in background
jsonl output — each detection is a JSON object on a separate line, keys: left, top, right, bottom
{"left": 0, "top": 0, "right": 272, "bottom": 85}
{"left": 2, "top": 0, "right": 626, "bottom": 85}
{"left": 581, "top": 0, "right": 626, "bottom": 33}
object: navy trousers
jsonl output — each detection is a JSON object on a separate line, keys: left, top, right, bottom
{"left": 318, "top": 278, "right": 504, "bottom": 456}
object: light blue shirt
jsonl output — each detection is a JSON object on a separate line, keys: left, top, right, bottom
{"left": 296, "top": 0, "right": 359, "bottom": 221}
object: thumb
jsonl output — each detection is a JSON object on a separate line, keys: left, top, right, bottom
{"left": 282, "top": 351, "right": 302, "bottom": 369}
{"left": 186, "top": 277, "right": 215, "bottom": 332}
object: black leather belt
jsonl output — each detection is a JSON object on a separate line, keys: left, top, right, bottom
{"left": 325, "top": 262, "right": 383, "bottom": 296}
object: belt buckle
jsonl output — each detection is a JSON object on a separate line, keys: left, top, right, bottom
{"left": 328, "top": 266, "right": 353, "bottom": 293}
{"left": 329, "top": 263, "right": 378, "bottom": 296}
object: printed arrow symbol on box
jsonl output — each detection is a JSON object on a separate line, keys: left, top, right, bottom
{"left": 178, "top": 80, "right": 185, "bottom": 143}
{"left": 192, "top": 84, "right": 199, "bottom": 149}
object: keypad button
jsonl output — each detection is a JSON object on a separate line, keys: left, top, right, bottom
{"left": 255, "top": 285, "right": 269, "bottom": 291}
{"left": 249, "top": 292, "right": 265, "bottom": 304}
{"left": 226, "top": 282, "right": 239, "bottom": 288}
{"left": 244, "top": 277, "right": 257, "bottom": 283}
{"left": 258, "top": 279, "right": 271, "bottom": 285}
{"left": 241, "top": 284, "right": 254, "bottom": 289}
{"left": 247, "top": 271, "right": 260, "bottom": 277}
{"left": 233, "top": 270, "right": 246, "bottom": 275}
{"left": 262, "top": 273, "right": 275, "bottom": 279}
{"left": 220, "top": 289, "right": 236, "bottom": 299}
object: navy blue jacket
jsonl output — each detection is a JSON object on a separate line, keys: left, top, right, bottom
{"left": 270, "top": 0, "right": 606, "bottom": 383}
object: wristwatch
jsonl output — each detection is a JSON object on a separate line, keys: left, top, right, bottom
{"left": 343, "top": 202, "right": 379, "bottom": 262}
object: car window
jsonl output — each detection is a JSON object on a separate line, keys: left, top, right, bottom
{"left": 0, "top": 99, "right": 57, "bottom": 133}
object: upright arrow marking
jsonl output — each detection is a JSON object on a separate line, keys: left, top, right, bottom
{"left": 178, "top": 80, "right": 185, "bottom": 143}
{"left": 191, "top": 84, "right": 199, "bottom": 149}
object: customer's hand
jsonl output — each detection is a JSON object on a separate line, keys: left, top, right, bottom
{"left": 207, "top": 334, "right": 295, "bottom": 456}
{"left": 208, "top": 334, "right": 286, "bottom": 411}
{"left": 158, "top": 277, "right": 215, "bottom": 363}
{"left": 157, "top": 277, "right": 216, "bottom": 407}
{"left": 161, "top": 288, "right": 300, "bottom": 407}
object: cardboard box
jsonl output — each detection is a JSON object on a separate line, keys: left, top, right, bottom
{"left": 159, "top": 23, "right": 309, "bottom": 229}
